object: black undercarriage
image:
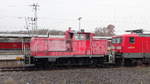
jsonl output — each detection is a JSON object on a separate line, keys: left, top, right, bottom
{"left": 25, "top": 54, "right": 150, "bottom": 67}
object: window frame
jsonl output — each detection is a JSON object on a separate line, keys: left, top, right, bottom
{"left": 111, "top": 37, "right": 122, "bottom": 44}
{"left": 74, "top": 33, "right": 90, "bottom": 40}
{"left": 129, "top": 37, "right": 135, "bottom": 44}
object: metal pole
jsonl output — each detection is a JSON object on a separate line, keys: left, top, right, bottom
{"left": 34, "top": 3, "right": 38, "bottom": 31}
{"left": 30, "top": 3, "right": 39, "bottom": 34}
{"left": 78, "top": 17, "right": 82, "bottom": 31}
{"left": 79, "top": 19, "right": 80, "bottom": 31}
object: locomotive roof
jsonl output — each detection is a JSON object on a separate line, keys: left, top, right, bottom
{"left": 113, "top": 33, "right": 150, "bottom": 38}
{"left": 112, "top": 34, "right": 139, "bottom": 38}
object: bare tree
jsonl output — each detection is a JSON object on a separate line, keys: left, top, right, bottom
{"left": 95, "top": 24, "right": 115, "bottom": 36}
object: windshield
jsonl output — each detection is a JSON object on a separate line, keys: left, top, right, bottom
{"left": 112, "top": 37, "right": 122, "bottom": 44}
{"left": 74, "top": 34, "right": 90, "bottom": 40}
{"left": 74, "top": 34, "right": 85, "bottom": 40}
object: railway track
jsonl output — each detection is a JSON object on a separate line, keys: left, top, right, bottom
{"left": 0, "top": 63, "right": 118, "bottom": 72}
{"left": 0, "top": 66, "right": 36, "bottom": 72}
{"left": 0, "top": 62, "right": 149, "bottom": 72}
{"left": 0, "top": 67, "right": 25, "bottom": 71}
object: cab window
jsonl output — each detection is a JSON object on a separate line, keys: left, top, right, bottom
{"left": 116, "top": 38, "right": 122, "bottom": 43}
{"left": 112, "top": 38, "right": 116, "bottom": 44}
{"left": 112, "top": 37, "right": 122, "bottom": 44}
{"left": 74, "top": 34, "right": 90, "bottom": 40}
{"left": 129, "top": 37, "right": 135, "bottom": 43}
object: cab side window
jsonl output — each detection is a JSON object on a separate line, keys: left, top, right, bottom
{"left": 129, "top": 37, "right": 135, "bottom": 43}
{"left": 86, "top": 34, "right": 90, "bottom": 40}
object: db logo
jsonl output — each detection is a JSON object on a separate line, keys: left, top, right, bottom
{"left": 128, "top": 46, "right": 135, "bottom": 49}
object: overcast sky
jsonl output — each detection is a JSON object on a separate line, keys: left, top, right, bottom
{"left": 0, "top": 0, "right": 150, "bottom": 34}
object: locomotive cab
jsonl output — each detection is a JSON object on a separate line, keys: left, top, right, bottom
{"left": 65, "top": 29, "right": 94, "bottom": 40}
{"left": 112, "top": 34, "right": 138, "bottom": 57}
{"left": 65, "top": 29, "right": 94, "bottom": 51}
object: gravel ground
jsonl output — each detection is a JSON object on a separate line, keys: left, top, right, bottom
{"left": 0, "top": 61, "right": 24, "bottom": 68}
{"left": 0, "top": 66, "right": 150, "bottom": 84}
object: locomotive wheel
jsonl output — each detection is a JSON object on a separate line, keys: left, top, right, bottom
{"left": 124, "top": 59, "right": 134, "bottom": 66}
{"left": 115, "top": 58, "right": 132, "bottom": 66}
{"left": 115, "top": 58, "right": 122, "bottom": 66}
{"left": 90, "top": 57, "right": 105, "bottom": 67}
{"left": 34, "top": 58, "right": 50, "bottom": 68}
{"left": 136, "top": 59, "right": 144, "bottom": 66}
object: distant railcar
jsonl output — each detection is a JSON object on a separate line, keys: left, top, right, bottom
{"left": 25, "top": 29, "right": 109, "bottom": 66}
{"left": 0, "top": 38, "right": 30, "bottom": 57}
{"left": 0, "top": 42, "right": 30, "bottom": 50}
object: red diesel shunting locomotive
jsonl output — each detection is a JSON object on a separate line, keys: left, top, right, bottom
{"left": 25, "top": 28, "right": 109, "bottom": 66}
{"left": 112, "top": 29, "right": 150, "bottom": 65}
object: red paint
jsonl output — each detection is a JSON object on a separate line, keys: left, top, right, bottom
{"left": 112, "top": 33, "right": 150, "bottom": 53}
{"left": 31, "top": 29, "right": 108, "bottom": 57}
{"left": 0, "top": 42, "right": 30, "bottom": 50}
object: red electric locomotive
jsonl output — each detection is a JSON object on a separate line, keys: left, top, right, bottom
{"left": 112, "top": 29, "right": 150, "bottom": 65}
{"left": 25, "top": 29, "right": 109, "bottom": 66}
